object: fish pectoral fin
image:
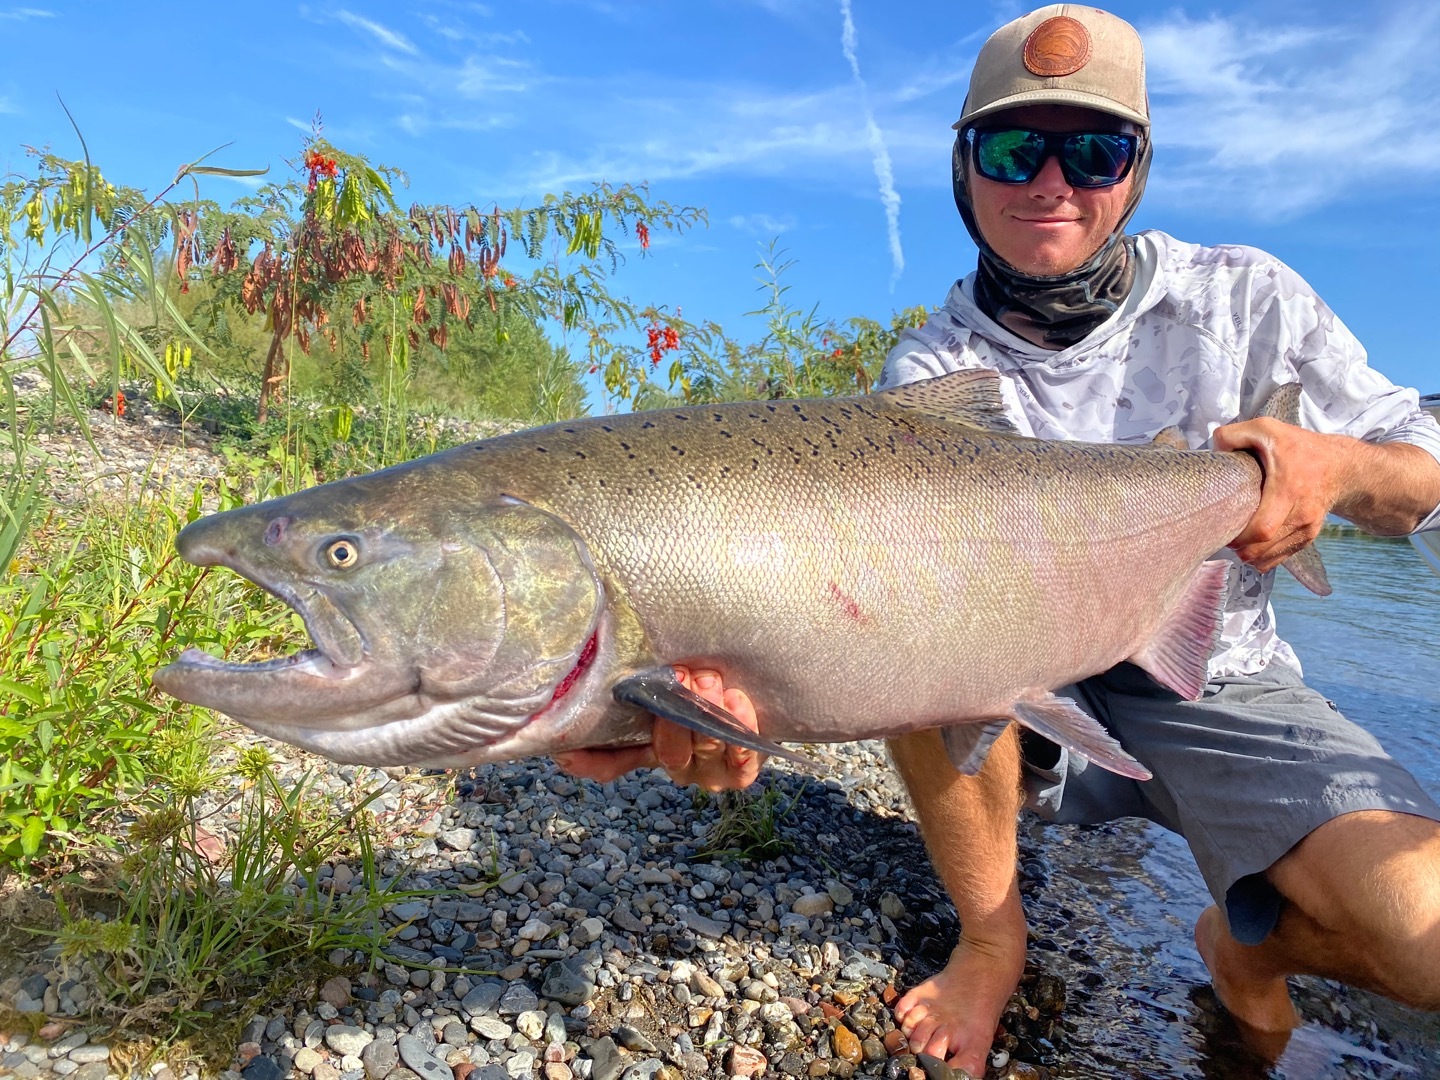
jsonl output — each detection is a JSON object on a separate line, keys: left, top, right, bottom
{"left": 940, "top": 720, "right": 1011, "bottom": 775}
{"left": 611, "top": 670, "right": 811, "bottom": 766}
{"left": 1011, "top": 693, "right": 1152, "bottom": 781}
{"left": 875, "top": 368, "right": 1020, "bottom": 434}
{"left": 1129, "top": 559, "right": 1230, "bottom": 700}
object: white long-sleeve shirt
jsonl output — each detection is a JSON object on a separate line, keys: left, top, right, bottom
{"left": 879, "top": 229, "right": 1440, "bottom": 678}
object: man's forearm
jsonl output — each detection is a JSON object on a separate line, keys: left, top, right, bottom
{"left": 1332, "top": 439, "right": 1440, "bottom": 536}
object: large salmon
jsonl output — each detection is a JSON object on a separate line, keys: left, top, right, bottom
{"left": 153, "top": 370, "right": 1327, "bottom": 780}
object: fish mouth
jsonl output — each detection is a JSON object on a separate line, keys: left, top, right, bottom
{"left": 153, "top": 549, "right": 380, "bottom": 720}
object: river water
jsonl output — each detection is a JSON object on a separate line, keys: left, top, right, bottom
{"left": 1027, "top": 533, "right": 1440, "bottom": 1079}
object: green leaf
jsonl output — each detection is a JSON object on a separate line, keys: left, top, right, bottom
{"left": 20, "top": 815, "right": 44, "bottom": 857}
{"left": 0, "top": 678, "right": 44, "bottom": 707}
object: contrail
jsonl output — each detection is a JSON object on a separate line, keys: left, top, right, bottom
{"left": 839, "top": 0, "right": 904, "bottom": 288}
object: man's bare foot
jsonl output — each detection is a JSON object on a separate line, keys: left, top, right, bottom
{"left": 894, "top": 924, "right": 1026, "bottom": 1077}
{"left": 1194, "top": 904, "right": 1299, "bottom": 1056}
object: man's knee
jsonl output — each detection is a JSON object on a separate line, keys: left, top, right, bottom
{"left": 1273, "top": 810, "right": 1440, "bottom": 1003}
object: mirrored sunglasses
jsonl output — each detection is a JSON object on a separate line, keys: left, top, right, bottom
{"left": 966, "top": 127, "right": 1139, "bottom": 189}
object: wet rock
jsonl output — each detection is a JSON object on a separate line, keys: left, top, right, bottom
{"left": 831, "top": 1026, "right": 861, "bottom": 1065}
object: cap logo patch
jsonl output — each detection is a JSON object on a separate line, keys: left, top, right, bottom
{"left": 1023, "top": 16, "right": 1092, "bottom": 77}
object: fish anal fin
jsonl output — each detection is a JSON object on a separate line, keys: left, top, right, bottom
{"left": 1129, "top": 559, "right": 1230, "bottom": 700}
{"left": 876, "top": 369, "right": 1020, "bottom": 434}
{"left": 611, "top": 669, "right": 811, "bottom": 766}
{"left": 941, "top": 719, "right": 1011, "bottom": 776}
{"left": 1012, "top": 693, "right": 1152, "bottom": 781}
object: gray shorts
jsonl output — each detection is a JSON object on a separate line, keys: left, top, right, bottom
{"left": 1021, "top": 662, "right": 1440, "bottom": 946}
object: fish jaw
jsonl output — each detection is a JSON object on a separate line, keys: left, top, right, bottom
{"left": 301, "top": 607, "right": 656, "bottom": 768}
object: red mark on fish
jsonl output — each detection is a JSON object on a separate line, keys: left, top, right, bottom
{"left": 827, "top": 581, "right": 865, "bottom": 622}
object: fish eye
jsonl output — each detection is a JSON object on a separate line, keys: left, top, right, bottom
{"left": 323, "top": 537, "right": 361, "bottom": 569}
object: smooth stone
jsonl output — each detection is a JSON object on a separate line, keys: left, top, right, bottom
{"left": 325, "top": 1027, "right": 374, "bottom": 1056}
{"left": 541, "top": 954, "right": 598, "bottom": 1006}
{"left": 360, "top": 1039, "right": 399, "bottom": 1080}
{"left": 498, "top": 983, "right": 540, "bottom": 1015}
{"left": 396, "top": 1034, "right": 452, "bottom": 1080}
{"left": 462, "top": 981, "right": 507, "bottom": 1016}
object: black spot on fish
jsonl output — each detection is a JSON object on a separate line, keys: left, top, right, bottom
{"left": 535, "top": 446, "right": 548, "bottom": 453}
{"left": 720, "top": 430, "right": 732, "bottom": 438}
{"left": 642, "top": 421, "right": 655, "bottom": 429}
{"left": 620, "top": 441, "right": 631, "bottom": 451}
{"left": 564, "top": 428, "right": 576, "bottom": 434}
{"left": 671, "top": 445, "right": 685, "bottom": 456}
{"left": 574, "top": 451, "right": 586, "bottom": 459}
{"left": 602, "top": 425, "right": 613, "bottom": 432}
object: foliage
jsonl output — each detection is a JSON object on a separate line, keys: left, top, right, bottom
{"left": 697, "top": 783, "right": 804, "bottom": 863}
{"left": 174, "top": 129, "right": 706, "bottom": 423}
{"left": 619, "top": 242, "right": 930, "bottom": 410}
{"left": 0, "top": 478, "right": 297, "bottom": 867}
{"left": 43, "top": 749, "right": 392, "bottom": 1049}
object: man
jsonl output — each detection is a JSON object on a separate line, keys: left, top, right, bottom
{"left": 558, "top": 6, "right": 1440, "bottom": 1076}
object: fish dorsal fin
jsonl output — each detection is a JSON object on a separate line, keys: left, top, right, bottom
{"left": 875, "top": 369, "right": 1020, "bottom": 434}
{"left": 1149, "top": 425, "right": 1190, "bottom": 451}
{"left": 1129, "top": 559, "right": 1230, "bottom": 700}
{"left": 1256, "top": 381, "right": 1303, "bottom": 424}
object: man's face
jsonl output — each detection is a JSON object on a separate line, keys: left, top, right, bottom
{"left": 966, "top": 104, "right": 1138, "bottom": 277}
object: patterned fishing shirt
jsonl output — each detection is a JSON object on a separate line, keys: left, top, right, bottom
{"left": 880, "top": 229, "right": 1440, "bottom": 679}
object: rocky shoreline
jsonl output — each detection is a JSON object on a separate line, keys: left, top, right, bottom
{"left": 4, "top": 395, "right": 1436, "bottom": 1080}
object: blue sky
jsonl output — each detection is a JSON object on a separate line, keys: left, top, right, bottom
{"left": 2, "top": 0, "right": 1437, "bottom": 398}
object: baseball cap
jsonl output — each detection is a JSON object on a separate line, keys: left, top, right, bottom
{"left": 954, "top": 5, "right": 1149, "bottom": 130}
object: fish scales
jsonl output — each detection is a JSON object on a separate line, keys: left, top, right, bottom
{"left": 154, "top": 370, "right": 1312, "bottom": 776}
{"left": 451, "top": 401, "right": 1255, "bottom": 740}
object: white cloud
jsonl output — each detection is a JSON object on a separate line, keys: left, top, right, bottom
{"left": 335, "top": 10, "right": 419, "bottom": 55}
{"left": 1141, "top": 6, "right": 1440, "bottom": 218}
{"left": 729, "top": 213, "right": 797, "bottom": 235}
{"left": 0, "top": 8, "right": 55, "bottom": 19}
{"left": 839, "top": 0, "right": 903, "bottom": 287}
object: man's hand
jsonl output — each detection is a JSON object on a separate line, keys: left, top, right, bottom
{"left": 1212, "top": 419, "right": 1349, "bottom": 572}
{"left": 553, "top": 666, "right": 766, "bottom": 791}
{"left": 1213, "top": 418, "right": 1440, "bottom": 572}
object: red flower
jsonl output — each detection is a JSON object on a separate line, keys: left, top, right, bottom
{"left": 636, "top": 221, "right": 650, "bottom": 251}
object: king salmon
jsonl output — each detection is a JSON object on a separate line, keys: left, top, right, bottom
{"left": 153, "top": 369, "right": 1328, "bottom": 779}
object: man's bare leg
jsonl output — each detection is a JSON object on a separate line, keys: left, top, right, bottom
{"left": 1194, "top": 809, "right": 1440, "bottom": 1050}
{"left": 889, "top": 725, "right": 1027, "bottom": 1077}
